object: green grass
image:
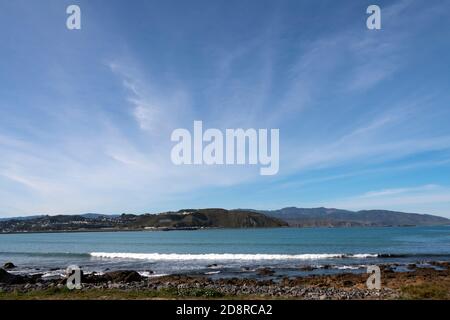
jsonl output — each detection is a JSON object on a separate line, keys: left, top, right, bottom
{"left": 6, "top": 284, "right": 449, "bottom": 300}
{"left": 400, "top": 283, "right": 450, "bottom": 300}
{"left": 0, "top": 287, "right": 226, "bottom": 300}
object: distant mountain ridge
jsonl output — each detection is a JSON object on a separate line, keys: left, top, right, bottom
{"left": 258, "top": 207, "right": 450, "bottom": 227}
{"left": 0, "top": 207, "right": 448, "bottom": 232}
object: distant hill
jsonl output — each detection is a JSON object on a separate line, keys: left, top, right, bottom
{"left": 259, "top": 207, "right": 450, "bottom": 227}
{"left": 0, "top": 213, "right": 117, "bottom": 221}
{"left": 79, "top": 213, "right": 120, "bottom": 219}
{"left": 1, "top": 207, "right": 448, "bottom": 233}
{"left": 0, "top": 214, "right": 126, "bottom": 233}
{"left": 0, "top": 209, "right": 287, "bottom": 233}
{"left": 130, "top": 209, "right": 288, "bottom": 229}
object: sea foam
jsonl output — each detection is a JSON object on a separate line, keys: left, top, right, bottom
{"left": 90, "top": 252, "right": 378, "bottom": 261}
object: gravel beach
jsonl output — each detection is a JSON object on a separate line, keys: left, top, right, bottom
{"left": 1, "top": 261, "right": 449, "bottom": 300}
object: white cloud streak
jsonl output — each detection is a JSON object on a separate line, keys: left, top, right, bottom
{"left": 318, "top": 185, "right": 450, "bottom": 217}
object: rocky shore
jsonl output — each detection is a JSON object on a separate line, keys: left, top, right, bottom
{"left": 1, "top": 261, "right": 450, "bottom": 299}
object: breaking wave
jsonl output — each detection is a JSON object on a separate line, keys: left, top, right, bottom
{"left": 90, "top": 252, "right": 379, "bottom": 261}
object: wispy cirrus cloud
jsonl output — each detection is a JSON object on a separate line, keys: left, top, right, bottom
{"left": 319, "top": 184, "right": 450, "bottom": 215}
{"left": 107, "top": 61, "right": 191, "bottom": 135}
{"left": 1, "top": 0, "right": 450, "bottom": 217}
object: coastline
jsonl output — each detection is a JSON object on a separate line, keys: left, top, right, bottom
{"left": 2, "top": 208, "right": 448, "bottom": 235}
{"left": 1, "top": 261, "right": 449, "bottom": 300}
{"left": 0, "top": 227, "right": 212, "bottom": 235}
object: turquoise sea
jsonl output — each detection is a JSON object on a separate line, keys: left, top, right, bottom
{"left": 1, "top": 226, "right": 449, "bottom": 278}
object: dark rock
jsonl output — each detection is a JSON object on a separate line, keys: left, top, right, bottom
{"left": 299, "top": 265, "right": 316, "bottom": 271}
{"left": 3, "top": 262, "right": 16, "bottom": 269}
{"left": 104, "top": 270, "right": 143, "bottom": 283}
{"left": 257, "top": 268, "right": 275, "bottom": 276}
{"left": 342, "top": 280, "right": 354, "bottom": 287}
{"left": 429, "top": 261, "right": 450, "bottom": 269}
{"left": 29, "top": 273, "right": 44, "bottom": 283}
{"left": 0, "top": 268, "right": 25, "bottom": 284}
{"left": 381, "top": 265, "right": 395, "bottom": 273}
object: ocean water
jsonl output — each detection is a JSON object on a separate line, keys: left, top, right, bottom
{"left": 1, "top": 226, "right": 449, "bottom": 279}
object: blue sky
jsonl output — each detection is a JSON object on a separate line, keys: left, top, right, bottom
{"left": 1, "top": 0, "right": 450, "bottom": 217}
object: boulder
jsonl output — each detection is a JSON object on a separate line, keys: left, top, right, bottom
{"left": 3, "top": 262, "right": 16, "bottom": 269}
{"left": 257, "top": 268, "right": 275, "bottom": 276}
{"left": 104, "top": 270, "right": 143, "bottom": 283}
{"left": 299, "top": 265, "right": 316, "bottom": 271}
{"left": 0, "top": 268, "right": 25, "bottom": 284}
{"left": 30, "top": 273, "right": 44, "bottom": 283}
{"left": 380, "top": 265, "right": 395, "bottom": 273}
